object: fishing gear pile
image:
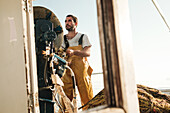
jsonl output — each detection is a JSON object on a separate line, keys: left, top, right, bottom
{"left": 79, "top": 84, "right": 170, "bottom": 113}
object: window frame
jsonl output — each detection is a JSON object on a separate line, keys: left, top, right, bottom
{"left": 82, "top": 0, "right": 140, "bottom": 112}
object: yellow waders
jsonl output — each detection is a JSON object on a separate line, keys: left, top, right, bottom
{"left": 62, "top": 45, "right": 93, "bottom": 110}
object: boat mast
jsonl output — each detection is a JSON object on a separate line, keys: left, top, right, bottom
{"left": 151, "top": 0, "right": 170, "bottom": 31}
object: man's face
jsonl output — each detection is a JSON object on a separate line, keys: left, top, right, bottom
{"left": 65, "top": 17, "right": 76, "bottom": 31}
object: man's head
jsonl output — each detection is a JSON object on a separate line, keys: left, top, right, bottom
{"left": 65, "top": 14, "right": 78, "bottom": 31}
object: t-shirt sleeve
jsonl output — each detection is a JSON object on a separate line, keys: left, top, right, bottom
{"left": 82, "top": 34, "right": 92, "bottom": 48}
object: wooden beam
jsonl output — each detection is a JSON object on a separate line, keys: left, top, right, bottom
{"left": 96, "top": 0, "right": 140, "bottom": 113}
{"left": 96, "top": 0, "right": 123, "bottom": 107}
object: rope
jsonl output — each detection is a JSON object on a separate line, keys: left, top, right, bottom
{"left": 151, "top": 0, "right": 170, "bottom": 31}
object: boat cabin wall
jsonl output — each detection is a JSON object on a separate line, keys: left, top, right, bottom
{"left": 0, "top": 0, "right": 28, "bottom": 113}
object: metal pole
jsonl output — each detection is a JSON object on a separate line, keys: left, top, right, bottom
{"left": 26, "top": 0, "right": 40, "bottom": 112}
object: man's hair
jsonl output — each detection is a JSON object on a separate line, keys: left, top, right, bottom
{"left": 66, "top": 14, "right": 78, "bottom": 23}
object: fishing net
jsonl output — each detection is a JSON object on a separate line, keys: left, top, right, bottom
{"left": 79, "top": 84, "right": 170, "bottom": 113}
{"left": 138, "top": 84, "right": 170, "bottom": 112}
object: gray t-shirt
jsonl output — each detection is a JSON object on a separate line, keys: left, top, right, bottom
{"left": 62, "top": 33, "right": 91, "bottom": 48}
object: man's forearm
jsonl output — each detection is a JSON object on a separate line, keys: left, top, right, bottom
{"left": 66, "top": 46, "right": 91, "bottom": 57}
{"left": 73, "top": 50, "right": 90, "bottom": 57}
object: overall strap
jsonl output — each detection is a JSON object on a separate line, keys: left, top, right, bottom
{"left": 64, "top": 35, "right": 69, "bottom": 50}
{"left": 64, "top": 34, "right": 84, "bottom": 50}
{"left": 78, "top": 34, "right": 84, "bottom": 45}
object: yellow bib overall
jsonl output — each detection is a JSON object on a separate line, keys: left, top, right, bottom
{"left": 61, "top": 45, "right": 93, "bottom": 110}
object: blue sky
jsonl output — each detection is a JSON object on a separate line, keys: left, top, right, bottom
{"left": 128, "top": 0, "right": 170, "bottom": 88}
{"left": 33, "top": 0, "right": 170, "bottom": 89}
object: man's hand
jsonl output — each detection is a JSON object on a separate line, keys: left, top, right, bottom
{"left": 66, "top": 49, "right": 74, "bottom": 57}
{"left": 66, "top": 46, "right": 91, "bottom": 57}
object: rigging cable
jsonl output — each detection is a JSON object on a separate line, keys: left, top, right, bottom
{"left": 151, "top": 0, "right": 170, "bottom": 31}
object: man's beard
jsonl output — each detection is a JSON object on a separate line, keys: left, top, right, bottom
{"left": 66, "top": 25, "right": 74, "bottom": 31}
